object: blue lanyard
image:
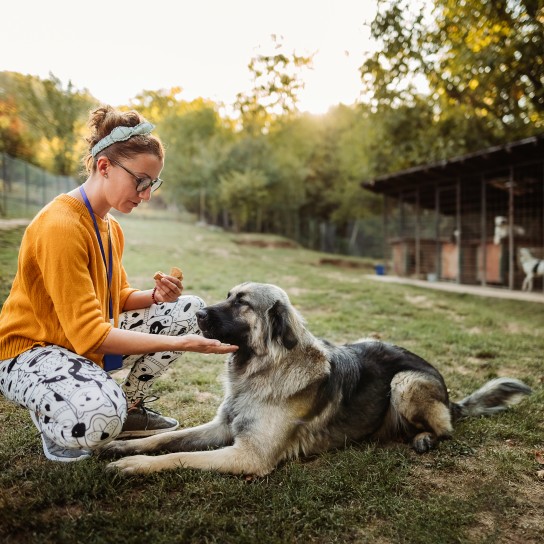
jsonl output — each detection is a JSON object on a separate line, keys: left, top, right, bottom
{"left": 79, "top": 186, "right": 114, "bottom": 321}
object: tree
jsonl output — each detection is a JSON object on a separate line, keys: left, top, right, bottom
{"left": 234, "top": 35, "right": 314, "bottom": 134}
{"left": 0, "top": 73, "right": 39, "bottom": 161}
{"left": 219, "top": 169, "right": 269, "bottom": 232}
{"left": 158, "top": 99, "right": 234, "bottom": 219}
{"left": 360, "top": 0, "right": 544, "bottom": 142}
{"left": 12, "top": 73, "right": 95, "bottom": 175}
{"left": 128, "top": 87, "right": 185, "bottom": 125}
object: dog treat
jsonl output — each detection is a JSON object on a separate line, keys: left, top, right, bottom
{"left": 170, "top": 267, "right": 183, "bottom": 280}
{"left": 153, "top": 268, "right": 183, "bottom": 282}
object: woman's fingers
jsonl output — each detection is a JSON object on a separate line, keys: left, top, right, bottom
{"left": 180, "top": 334, "right": 238, "bottom": 354}
{"left": 154, "top": 275, "right": 183, "bottom": 302}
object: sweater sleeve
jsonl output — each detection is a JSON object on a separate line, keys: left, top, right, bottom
{"left": 33, "top": 215, "right": 112, "bottom": 355}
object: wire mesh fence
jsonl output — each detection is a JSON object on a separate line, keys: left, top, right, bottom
{"left": 382, "top": 160, "right": 544, "bottom": 291}
{"left": 0, "top": 153, "right": 78, "bottom": 219}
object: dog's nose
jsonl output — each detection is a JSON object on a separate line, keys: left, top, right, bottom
{"left": 196, "top": 309, "right": 207, "bottom": 321}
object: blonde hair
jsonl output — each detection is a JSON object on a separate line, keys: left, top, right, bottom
{"left": 83, "top": 105, "right": 164, "bottom": 173}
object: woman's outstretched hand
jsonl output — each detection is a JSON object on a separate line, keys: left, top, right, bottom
{"left": 178, "top": 334, "right": 238, "bottom": 354}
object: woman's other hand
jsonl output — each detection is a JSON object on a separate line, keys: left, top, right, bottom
{"left": 154, "top": 273, "right": 183, "bottom": 303}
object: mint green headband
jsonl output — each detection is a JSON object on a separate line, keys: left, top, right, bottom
{"left": 91, "top": 122, "right": 155, "bottom": 157}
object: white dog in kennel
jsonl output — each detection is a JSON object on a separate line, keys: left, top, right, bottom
{"left": 518, "top": 248, "right": 544, "bottom": 292}
{"left": 493, "top": 216, "right": 525, "bottom": 245}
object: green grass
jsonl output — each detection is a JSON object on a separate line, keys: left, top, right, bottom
{"left": 0, "top": 227, "right": 24, "bottom": 302}
{"left": 1, "top": 215, "right": 543, "bottom": 543}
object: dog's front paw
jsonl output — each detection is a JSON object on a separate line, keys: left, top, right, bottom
{"left": 107, "top": 455, "right": 157, "bottom": 475}
{"left": 96, "top": 440, "right": 136, "bottom": 459}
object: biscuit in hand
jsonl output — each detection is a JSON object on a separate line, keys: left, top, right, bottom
{"left": 170, "top": 267, "right": 183, "bottom": 280}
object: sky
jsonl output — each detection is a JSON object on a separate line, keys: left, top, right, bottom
{"left": 1, "top": 0, "right": 378, "bottom": 114}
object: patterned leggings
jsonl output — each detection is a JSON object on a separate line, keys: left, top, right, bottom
{"left": 0, "top": 295, "right": 204, "bottom": 451}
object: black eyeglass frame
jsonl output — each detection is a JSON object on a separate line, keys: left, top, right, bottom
{"left": 109, "top": 158, "right": 163, "bottom": 193}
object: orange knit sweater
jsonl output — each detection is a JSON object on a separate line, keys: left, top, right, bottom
{"left": 0, "top": 194, "right": 138, "bottom": 367}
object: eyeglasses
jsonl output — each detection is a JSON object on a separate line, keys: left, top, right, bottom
{"left": 109, "top": 158, "right": 163, "bottom": 193}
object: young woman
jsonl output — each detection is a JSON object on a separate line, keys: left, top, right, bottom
{"left": 0, "top": 105, "right": 237, "bottom": 462}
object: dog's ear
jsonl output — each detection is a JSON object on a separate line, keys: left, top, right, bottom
{"left": 268, "top": 300, "right": 298, "bottom": 350}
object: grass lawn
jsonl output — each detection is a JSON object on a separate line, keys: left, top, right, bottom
{"left": 1, "top": 214, "right": 543, "bottom": 544}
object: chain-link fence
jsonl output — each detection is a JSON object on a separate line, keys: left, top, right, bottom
{"left": 0, "top": 153, "right": 78, "bottom": 219}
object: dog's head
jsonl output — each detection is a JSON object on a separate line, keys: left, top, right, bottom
{"left": 196, "top": 283, "right": 304, "bottom": 358}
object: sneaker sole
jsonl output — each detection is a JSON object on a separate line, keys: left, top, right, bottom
{"left": 117, "top": 421, "right": 180, "bottom": 439}
{"left": 30, "top": 411, "right": 92, "bottom": 462}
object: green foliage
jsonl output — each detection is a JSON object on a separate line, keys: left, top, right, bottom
{"left": 8, "top": 72, "right": 96, "bottom": 175}
{"left": 234, "top": 35, "right": 314, "bottom": 134}
{"left": 157, "top": 100, "right": 233, "bottom": 219}
{"left": 127, "top": 87, "right": 185, "bottom": 124}
{"left": 2, "top": 2, "right": 543, "bottom": 252}
{"left": 361, "top": 0, "right": 544, "bottom": 147}
{"left": 219, "top": 168, "right": 269, "bottom": 231}
{"left": 0, "top": 226, "right": 24, "bottom": 301}
{"left": 0, "top": 74, "right": 37, "bottom": 161}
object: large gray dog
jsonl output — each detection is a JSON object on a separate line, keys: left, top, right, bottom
{"left": 104, "top": 282, "right": 531, "bottom": 475}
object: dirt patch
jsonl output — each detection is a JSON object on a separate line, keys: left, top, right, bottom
{"left": 410, "top": 449, "right": 544, "bottom": 544}
{"left": 503, "top": 322, "right": 533, "bottom": 336}
{"left": 405, "top": 294, "right": 435, "bottom": 309}
{"left": 0, "top": 219, "right": 30, "bottom": 230}
{"left": 319, "top": 257, "right": 374, "bottom": 270}
{"left": 233, "top": 238, "right": 299, "bottom": 249}
{"left": 194, "top": 391, "right": 220, "bottom": 403}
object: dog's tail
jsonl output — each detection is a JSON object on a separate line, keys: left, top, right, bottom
{"left": 450, "top": 378, "right": 531, "bottom": 422}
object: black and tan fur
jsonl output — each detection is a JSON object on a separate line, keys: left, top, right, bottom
{"left": 104, "top": 282, "right": 531, "bottom": 475}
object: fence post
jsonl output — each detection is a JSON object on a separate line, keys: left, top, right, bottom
{"left": 42, "top": 170, "right": 46, "bottom": 208}
{"left": 1, "top": 153, "right": 7, "bottom": 217}
{"left": 25, "top": 161, "right": 29, "bottom": 216}
{"left": 480, "top": 175, "right": 487, "bottom": 287}
{"left": 434, "top": 185, "right": 441, "bottom": 280}
{"left": 415, "top": 189, "right": 421, "bottom": 278}
{"left": 456, "top": 178, "right": 461, "bottom": 284}
{"left": 508, "top": 166, "right": 515, "bottom": 291}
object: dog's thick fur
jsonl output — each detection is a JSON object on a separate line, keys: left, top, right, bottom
{"left": 519, "top": 247, "right": 544, "bottom": 292}
{"left": 104, "top": 283, "right": 531, "bottom": 476}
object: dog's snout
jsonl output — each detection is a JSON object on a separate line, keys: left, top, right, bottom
{"left": 196, "top": 309, "right": 208, "bottom": 321}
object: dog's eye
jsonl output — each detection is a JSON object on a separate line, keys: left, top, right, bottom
{"left": 234, "top": 296, "right": 251, "bottom": 308}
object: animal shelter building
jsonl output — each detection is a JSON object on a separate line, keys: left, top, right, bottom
{"left": 364, "top": 134, "right": 544, "bottom": 292}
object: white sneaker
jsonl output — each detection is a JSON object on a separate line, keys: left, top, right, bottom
{"left": 30, "top": 411, "right": 92, "bottom": 463}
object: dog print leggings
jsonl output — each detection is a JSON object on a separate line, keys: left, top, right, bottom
{"left": 0, "top": 295, "right": 205, "bottom": 451}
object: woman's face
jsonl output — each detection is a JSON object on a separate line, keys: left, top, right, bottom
{"left": 106, "top": 153, "right": 164, "bottom": 214}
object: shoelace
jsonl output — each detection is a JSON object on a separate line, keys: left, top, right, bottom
{"left": 127, "top": 395, "right": 163, "bottom": 416}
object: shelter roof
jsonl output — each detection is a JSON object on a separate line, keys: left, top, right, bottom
{"left": 363, "top": 134, "right": 544, "bottom": 196}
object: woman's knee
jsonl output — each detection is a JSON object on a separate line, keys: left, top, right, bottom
{"left": 43, "top": 376, "right": 128, "bottom": 450}
{"left": 178, "top": 294, "right": 206, "bottom": 313}
{"left": 167, "top": 295, "right": 206, "bottom": 336}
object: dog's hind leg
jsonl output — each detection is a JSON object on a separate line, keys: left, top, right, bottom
{"left": 389, "top": 371, "right": 453, "bottom": 453}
